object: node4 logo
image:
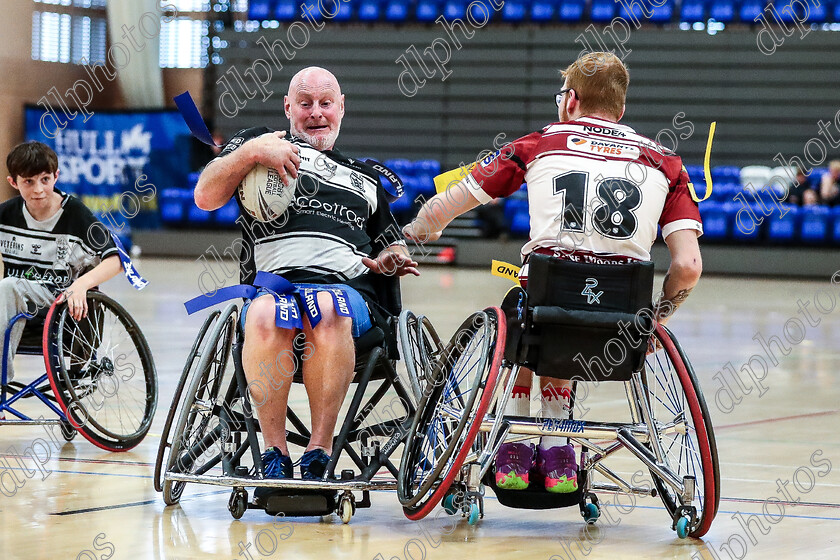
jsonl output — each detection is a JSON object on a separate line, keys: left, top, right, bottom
{"left": 54, "top": 124, "right": 152, "bottom": 187}
{"left": 581, "top": 277, "right": 603, "bottom": 305}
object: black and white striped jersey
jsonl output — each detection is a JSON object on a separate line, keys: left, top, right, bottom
{"left": 217, "top": 127, "right": 403, "bottom": 287}
{"left": 0, "top": 189, "right": 118, "bottom": 293}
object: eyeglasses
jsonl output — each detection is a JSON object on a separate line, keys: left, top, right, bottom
{"left": 555, "top": 88, "right": 574, "bottom": 107}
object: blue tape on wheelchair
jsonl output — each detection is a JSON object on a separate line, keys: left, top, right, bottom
{"left": 173, "top": 91, "right": 222, "bottom": 147}
{"left": 111, "top": 233, "right": 148, "bottom": 290}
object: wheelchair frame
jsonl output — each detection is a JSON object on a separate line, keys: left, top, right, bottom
{"left": 0, "top": 291, "right": 158, "bottom": 451}
{"left": 397, "top": 269, "right": 720, "bottom": 539}
{"left": 157, "top": 301, "right": 425, "bottom": 523}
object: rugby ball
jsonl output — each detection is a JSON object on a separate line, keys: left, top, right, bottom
{"left": 238, "top": 164, "right": 296, "bottom": 222}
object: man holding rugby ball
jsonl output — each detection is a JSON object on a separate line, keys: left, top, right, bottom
{"left": 195, "top": 66, "right": 417, "bottom": 484}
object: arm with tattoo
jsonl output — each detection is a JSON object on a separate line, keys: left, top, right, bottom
{"left": 657, "top": 229, "right": 703, "bottom": 325}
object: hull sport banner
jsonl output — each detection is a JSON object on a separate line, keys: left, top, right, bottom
{"left": 24, "top": 106, "right": 193, "bottom": 230}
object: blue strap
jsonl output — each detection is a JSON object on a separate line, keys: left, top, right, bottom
{"left": 184, "top": 285, "right": 257, "bottom": 315}
{"left": 299, "top": 288, "right": 322, "bottom": 328}
{"left": 173, "top": 91, "right": 221, "bottom": 147}
{"left": 253, "top": 271, "right": 295, "bottom": 295}
{"left": 327, "top": 287, "right": 352, "bottom": 318}
{"left": 111, "top": 233, "right": 148, "bottom": 290}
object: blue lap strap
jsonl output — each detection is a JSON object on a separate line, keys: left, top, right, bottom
{"left": 182, "top": 272, "right": 348, "bottom": 330}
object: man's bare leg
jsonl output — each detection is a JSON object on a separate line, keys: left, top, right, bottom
{"left": 243, "top": 295, "right": 297, "bottom": 455}
{"left": 301, "top": 291, "right": 355, "bottom": 455}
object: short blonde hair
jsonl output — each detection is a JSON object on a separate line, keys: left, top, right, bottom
{"left": 561, "top": 52, "right": 629, "bottom": 120}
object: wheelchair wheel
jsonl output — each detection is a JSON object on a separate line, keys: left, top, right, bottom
{"left": 398, "top": 307, "right": 505, "bottom": 520}
{"left": 163, "top": 303, "right": 237, "bottom": 505}
{"left": 643, "top": 323, "right": 720, "bottom": 538}
{"left": 398, "top": 310, "right": 443, "bottom": 404}
{"left": 154, "top": 309, "right": 221, "bottom": 493}
{"left": 44, "top": 292, "right": 157, "bottom": 452}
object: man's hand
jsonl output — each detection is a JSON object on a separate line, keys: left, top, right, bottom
{"left": 362, "top": 249, "right": 419, "bottom": 277}
{"left": 403, "top": 222, "right": 441, "bottom": 243}
{"left": 58, "top": 280, "right": 91, "bottom": 321}
{"left": 250, "top": 131, "right": 301, "bottom": 186}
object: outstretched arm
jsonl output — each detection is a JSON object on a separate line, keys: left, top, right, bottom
{"left": 194, "top": 131, "right": 301, "bottom": 211}
{"left": 402, "top": 181, "right": 482, "bottom": 243}
{"left": 656, "top": 229, "right": 702, "bottom": 325}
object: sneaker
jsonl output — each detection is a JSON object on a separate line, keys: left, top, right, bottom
{"left": 537, "top": 444, "right": 578, "bottom": 494}
{"left": 261, "top": 447, "right": 293, "bottom": 479}
{"left": 494, "top": 443, "right": 534, "bottom": 490}
{"left": 300, "top": 448, "right": 330, "bottom": 480}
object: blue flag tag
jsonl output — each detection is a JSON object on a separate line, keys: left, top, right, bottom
{"left": 111, "top": 233, "right": 148, "bottom": 290}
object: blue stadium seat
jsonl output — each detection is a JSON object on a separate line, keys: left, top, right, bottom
{"left": 680, "top": 0, "right": 706, "bottom": 21}
{"left": 160, "top": 188, "right": 190, "bottom": 225}
{"left": 333, "top": 0, "right": 353, "bottom": 20}
{"left": 709, "top": 0, "right": 735, "bottom": 21}
{"left": 410, "top": 176, "right": 437, "bottom": 197}
{"left": 711, "top": 165, "right": 741, "bottom": 184}
{"left": 385, "top": 0, "right": 411, "bottom": 21}
{"left": 617, "top": 1, "right": 647, "bottom": 22}
{"left": 358, "top": 0, "right": 382, "bottom": 20}
{"left": 502, "top": 0, "right": 528, "bottom": 21}
{"left": 385, "top": 159, "right": 415, "bottom": 183}
{"left": 739, "top": 0, "right": 764, "bottom": 21}
{"left": 503, "top": 197, "right": 528, "bottom": 223}
{"left": 698, "top": 201, "right": 728, "bottom": 240}
{"left": 214, "top": 199, "right": 240, "bottom": 226}
{"left": 649, "top": 0, "right": 675, "bottom": 22}
{"left": 416, "top": 0, "right": 442, "bottom": 21}
{"left": 414, "top": 159, "right": 441, "bottom": 179}
{"left": 558, "top": 0, "right": 585, "bottom": 21}
{"left": 776, "top": 0, "right": 826, "bottom": 22}
{"left": 188, "top": 171, "right": 201, "bottom": 188}
{"left": 443, "top": 0, "right": 467, "bottom": 19}
{"left": 800, "top": 205, "right": 831, "bottom": 244}
{"left": 831, "top": 206, "right": 840, "bottom": 243}
{"left": 691, "top": 180, "right": 710, "bottom": 200}
{"left": 590, "top": 0, "right": 616, "bottom": 21}
{"left": 510, "top": 210, "right": 530, "bottom": 236}
{"left": 248, "top": 0, "right": 274, "bottom": 20}
{"left": 684, "top": 164, "right": 705, "bottom": 182}
{"left": 767, "top": 205, "right": 799, "bottom": 243}
{"left": 389, "top": 191, "right": 415, "bottom": 214}
{"left": 833, "top": 1, "right": 840, "bottom": 24}
{"left": 808, "top": 0, "right": 827, "bottom": 22}
{"left": 728, "top": 202, "right": 763, "bottom": 242}
{"left": 531, "top": 0, "right": 555, "bottom": 21}
{"left": 712, "top": 182, "right": 740, "bottom": 202}
{"left": 275, "top": 0, "right": 297, "bottom": 21}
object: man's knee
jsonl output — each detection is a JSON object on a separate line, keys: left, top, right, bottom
{"left": 244, "top": 296, "right": 296, "bottom": 344}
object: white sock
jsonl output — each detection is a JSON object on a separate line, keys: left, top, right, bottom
{"left": 509, "top": 385, "right": 530, "bottom": 416}
{"left": 539, "top": 384, "right": 571, "bottom": 449}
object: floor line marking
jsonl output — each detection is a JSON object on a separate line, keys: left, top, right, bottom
{"left": 716, "top": 409, "right": 839, "bottom": 430}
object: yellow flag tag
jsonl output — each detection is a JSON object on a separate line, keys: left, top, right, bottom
{"left": 687, "top": 121, "right": 716, "bottom": 203}
{"left": 434, "top": 163, "right": 476, "bottom": 193}
{"left": 491, "top": 260, "right": 521, "bottom": 284}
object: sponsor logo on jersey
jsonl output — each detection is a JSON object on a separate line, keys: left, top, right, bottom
{"left": 581, "top": 278, "right": 603, "bottom": 305}
{"left": 481, "top": 149, "right": 503, "bottom": 167}
{"left": 31, "top": 244, "right": 42, "bottom": 255}
{"left": 583, "top": 125, "right": 626, "bottom": 138}
{"left": 541, "top": 418, "right": 584, "bottom": 433}
{"left": 294, "top": 196, "right": 365, "bottom": 229}
{"left": 567, "top": 136, "right": 640, "bottom": 159}
{"left": 0, "top": 236, "right": 24, "bottom": 254}
{"left": 350, "top": 172, "right": 364, "bottom": 192}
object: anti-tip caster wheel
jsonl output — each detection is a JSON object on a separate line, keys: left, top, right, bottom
{"left": 468, "top": 503, "right": 480, "bottom": 525}
{"left": 339, "top": 496, "right": 354, "bottom": 524}
{"left": 582, "top": 502, "right": 600, "bottom": 524}
{"left": 229, "top": 489, "right": 248, "bottom": 520}
{"left": 443, "top": 494, "right": 458, "bottom": 515}
{"left": 676, "top": 516, "right": 690, "bottom": 539}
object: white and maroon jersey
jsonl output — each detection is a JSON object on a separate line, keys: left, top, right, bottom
{"left": 463, "top": 116, "right": 703, "bottom": 262}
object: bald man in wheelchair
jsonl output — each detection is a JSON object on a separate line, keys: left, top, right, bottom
{"left": 194, "top": 67, "right": 417, "bottom": 483}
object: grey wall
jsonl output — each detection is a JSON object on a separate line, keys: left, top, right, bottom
{"left": 211, "top": 25, "right": 840, "bottom": 169}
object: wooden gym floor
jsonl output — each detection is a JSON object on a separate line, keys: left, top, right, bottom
{"left": 1, "top": 258, "right": 838, "bottom": 559}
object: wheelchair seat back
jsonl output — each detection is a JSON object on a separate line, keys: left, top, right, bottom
{"left": 508, "top": 254, "right": 655, "bottom": 382}
{"left": 16, "top": 308, "right": 50, "bottom": 355}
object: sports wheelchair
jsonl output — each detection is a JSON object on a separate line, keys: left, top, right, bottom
{"left": 0, "top": 290, "right": 158, "bottom": 451}
{"left": 154, "top": 275, "right": 441, "bottom": 522}
{"left": 397, "top": 255, "right": 720, "bottom": 539}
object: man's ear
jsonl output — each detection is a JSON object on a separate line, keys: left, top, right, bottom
{"left": 7, "top": 176, "right": 18, "bottom": 190}
{"left": 339, "top": 94, "right": 345, "bottom": 119}
{"left": 618, "top": 104, "right": 625, "bottom": 121}
{"left": 284, "top": 95, "right": 291, "bottom": 119}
